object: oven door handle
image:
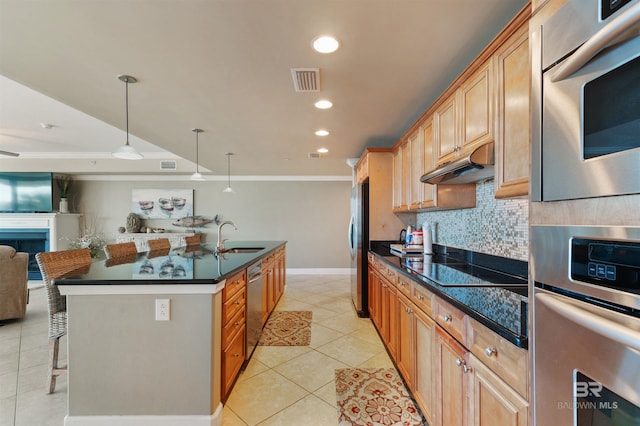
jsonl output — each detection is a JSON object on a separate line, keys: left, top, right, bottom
{"left": 551, "top": 2, "right": 640, "bottom": 82}
{"left": 537, "top": 293, "right": 640, "bottom": 352}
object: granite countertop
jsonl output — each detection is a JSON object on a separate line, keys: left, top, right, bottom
{"left": 52, "top": 240, "right": 286, "bottom": 286}
{"left": 370, "top": 242, "right": 529, "bottom": 348}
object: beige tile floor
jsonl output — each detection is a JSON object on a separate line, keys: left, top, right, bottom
{"left": 223, "top": 275, "right": 393, "bottom": 426}
{"left": 0, "top": 275, "right": 393, "bottom": 426}
{"left": 0, "top": 286, "right": 68, "bottom": 426}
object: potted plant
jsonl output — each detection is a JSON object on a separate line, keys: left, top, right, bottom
{"left": 56, "top": 175, "right": 74, "bottom": 213}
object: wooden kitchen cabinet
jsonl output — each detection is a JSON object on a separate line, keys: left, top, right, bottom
{"left": 397, "top": 294, "right": 414, "bottom": 388}
{"left": 392, "top": 147, "right": 403, "bottom": 211}
{"left": 460, "top": 59, "right": 495, "bottom": 155}
{"left": 368, "top": 265, "right": 381, "bottom": 330}
{"left": 261, "top": 255, "right": 275, "bottom": 326}
{"left": 409, "top": 129, "right": 424, "bottom": 210}
{"left": 435, "top": 93, "right": 458, "bottom": 164}
{"left": 494, "top": 23, "right": 530, "bottom": 199}
{"left": 369, "top": 253, "right": 530, "bottom": 426}
{"left": 435, "top": 324, "right": 469, "bottom": 426}
{"left": 468, "top": 354, "right": 529, "bottom": 426}
{"left": 392, "top": 140, "right": 411, "bottom": 211}
{"left": 435, "top": 59, "right": 494, "bottom": 167}
{"left": 421, "top": 118, "right": 436, "bottom": 208}
{"left": 221, "top": 269, "right": 247, "bottom": 400}
{"left": 413, "top": 304, "right": 436, "bottom": 425}
{"left": 380, "top": 275, "right": 399, "bottom": 360}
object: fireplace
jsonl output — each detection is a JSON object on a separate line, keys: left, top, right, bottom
{"left": 0, "top": 213, "right": 81, "bottom": 282}
{"left": 0, "top": 229, "right": 50, "bottom": 280}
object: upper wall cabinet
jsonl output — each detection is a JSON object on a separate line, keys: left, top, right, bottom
{"left": 434, "top": 94, "right": 458, "bottom": 164}
{"left": 435, "top": 59, "right": 495, "bottom": 166}
{"left": 393, "top": 118, "right": 476, "bottom": 213}
{"left": 409, "top": 130, "right": 423, "bottom": 210}
{"left": 494, "top": 24, "right": 530, "bottom": 199}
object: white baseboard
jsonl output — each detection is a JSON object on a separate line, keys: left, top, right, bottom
{"left": 64, "top": 404, "right": 223, "bottom": 426}
{"left": 286, "top": 268, "right": 350, "bottom": 275}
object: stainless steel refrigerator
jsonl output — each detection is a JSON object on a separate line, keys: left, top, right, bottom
{"left": 349, "top": 181, "right": 369, "bottom": 317}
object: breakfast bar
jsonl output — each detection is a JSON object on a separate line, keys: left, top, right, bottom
{"left": 54, "top": 241, "right": 286, "bottom": 426}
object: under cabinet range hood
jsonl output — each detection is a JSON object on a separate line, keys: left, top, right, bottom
{"left": 420, "top": 142, "right": 495, "bottom": 185}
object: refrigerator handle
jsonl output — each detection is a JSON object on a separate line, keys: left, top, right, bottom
{"left": 348, "top": 215, "right": 355, "bottom": 255}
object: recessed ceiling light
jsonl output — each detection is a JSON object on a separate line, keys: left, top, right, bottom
{"left": 315, "top": 130, "right": 330, "bottom": 136}
{"left": 317, "top": 147, "right": 329, "bottom": 153}
{"left": 314, "top": 100, "right": 333, "bottom": 109}
{"left": 312, "top": 35, "right": 340, "bottom": 54}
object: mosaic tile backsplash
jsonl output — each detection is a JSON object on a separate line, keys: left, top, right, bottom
{"left": 416, "top": 181, "right": 529, "bottom": 261}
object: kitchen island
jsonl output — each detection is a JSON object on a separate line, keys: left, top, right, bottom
{"left": 54, "top": 241, "right": 286, "bottom": 426}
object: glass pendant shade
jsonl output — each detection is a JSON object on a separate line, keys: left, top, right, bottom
{"left": 112, "top": 74, "right": 143, "bottom": 160}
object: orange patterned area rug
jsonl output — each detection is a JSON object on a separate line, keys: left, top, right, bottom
{"left": 336, "top": 368, "right": 425, "bottom": 426}
{"left": 258, "top": 310, "right": 312, "bottom": 346}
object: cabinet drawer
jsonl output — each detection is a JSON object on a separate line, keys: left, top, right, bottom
{"left": 223, "top": 270, "right": 247, "bottom": 300}
{"left": 380, "top": 264, "right": 398, "bottom": 283}
{"left": 223, "top": 305, "right": 246, "bottom": 349}
{"left": 222, "top": 326, "right": 246, "bottom": 398}
{"left": 465, "top": 316, "right": 529, "bottom": 398}
{"left": 396, "top": 274, "right": 411, "bottom": 298}
{"left": 434, "top": 296, "right": 466, "bottom": 343}
{"left": 223, "top": 286, "right": 246, "bottom": 325}
{"left": 411, "top": 283, "right": 433, "bottom": 317}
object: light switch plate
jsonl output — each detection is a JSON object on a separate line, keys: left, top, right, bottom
{"left": 155, "top": 299, "right": 170, "bottom": 321}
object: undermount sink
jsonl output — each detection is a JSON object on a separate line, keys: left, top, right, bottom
{"left": 222, "top": 247, "right": 264, "bottom": 254}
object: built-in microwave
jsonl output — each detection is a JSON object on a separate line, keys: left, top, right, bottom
{"left": 531, "top": 0, "right": 640, "bottom": 202}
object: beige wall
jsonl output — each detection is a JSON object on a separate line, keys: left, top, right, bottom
{"left": 72, "top": 177, "right": 352, "bottom": 269}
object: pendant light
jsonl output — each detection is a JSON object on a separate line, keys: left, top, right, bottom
{"left": 223, "top": 152, "right": 235, "bottom": 193}
{"left": 112, "top": 74, "right": 143, "bottom": 160}
{"left": 190, "top": 128, "right": 206, "bottom": 181}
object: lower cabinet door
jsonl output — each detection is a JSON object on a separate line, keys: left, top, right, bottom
{"left": 222, "top": 326, "right": 246, "bottom": 399}
{"left": 413, "top": 306, "right": 436, "bottom": 426}
{"left": 397, "top": 294, "right": 413, "bottom": 389}
{"left": 435, "top": 325, "right": 468, "bottom": 426}
{"left": 467, "top": 354, "right": 529, "bottom": 426}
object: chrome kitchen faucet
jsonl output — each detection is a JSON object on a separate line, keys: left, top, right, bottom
{"left": 216, "top": 221, "right": 237, "bottom": 253}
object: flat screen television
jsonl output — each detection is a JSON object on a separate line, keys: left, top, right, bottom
{"left": 0, "top": 172, "right": 54, "bottom": 213}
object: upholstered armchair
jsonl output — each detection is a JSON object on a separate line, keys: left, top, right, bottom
{"left": 0, "top": 245, "right": 29, "bottom": 321}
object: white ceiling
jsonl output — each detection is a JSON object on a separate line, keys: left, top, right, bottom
{"left": 0, "top": 0, "right": 528, "bottom": 176}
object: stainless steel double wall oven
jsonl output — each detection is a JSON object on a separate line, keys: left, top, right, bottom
{"left": 531, "top": 0, "right": 640, "bottom": 425}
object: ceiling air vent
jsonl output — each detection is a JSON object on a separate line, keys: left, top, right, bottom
{"left": 291, "top": 68, "right": 320, "bottom": 92}
{"left": 308, "top": 152, "right": 323, "bottom": 159}
{"left": 160, "top": 160, "right": 177, "bottom": 170}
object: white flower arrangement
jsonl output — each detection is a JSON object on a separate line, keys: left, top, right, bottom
{"left": 68, "top": 231, "right": 106, "bottom": 259}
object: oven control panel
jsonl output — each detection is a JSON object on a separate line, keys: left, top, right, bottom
{"left": 571, "top": 237, "right": 640, "bottom": 294}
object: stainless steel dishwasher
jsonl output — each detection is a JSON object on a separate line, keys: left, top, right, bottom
{"left": 245, "top": 260, "right": 263, "bottom": 365}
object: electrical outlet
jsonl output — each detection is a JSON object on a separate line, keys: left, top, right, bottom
{"left": 155, "top": 299, "right": 170, "bottom": 321}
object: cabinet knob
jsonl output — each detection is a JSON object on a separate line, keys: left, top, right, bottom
{"left": 233, "top": 353, "right": 240, "bottom": 358}
{"left": 416, "top": 295, "right": 424, "bottom": 300}
{"left": 455, "top": 358, "right": 464, "bottom": 367}
{"left": 234, "top": 321, "right": 240, "bottom": 326}
{"left": 485, "top": 346, "right": 497, "bottom": 357}
{"left": 443, "top": 314, "right": 452, "bottom": 322}
{"left": 463, "top": 365, "right": 472, "bottom": 373}
{"left": 235, "top": 301, "right": 241, "bottom": 305}
{"left": 382, "top": 284, "right": 387, "bottom": 288}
